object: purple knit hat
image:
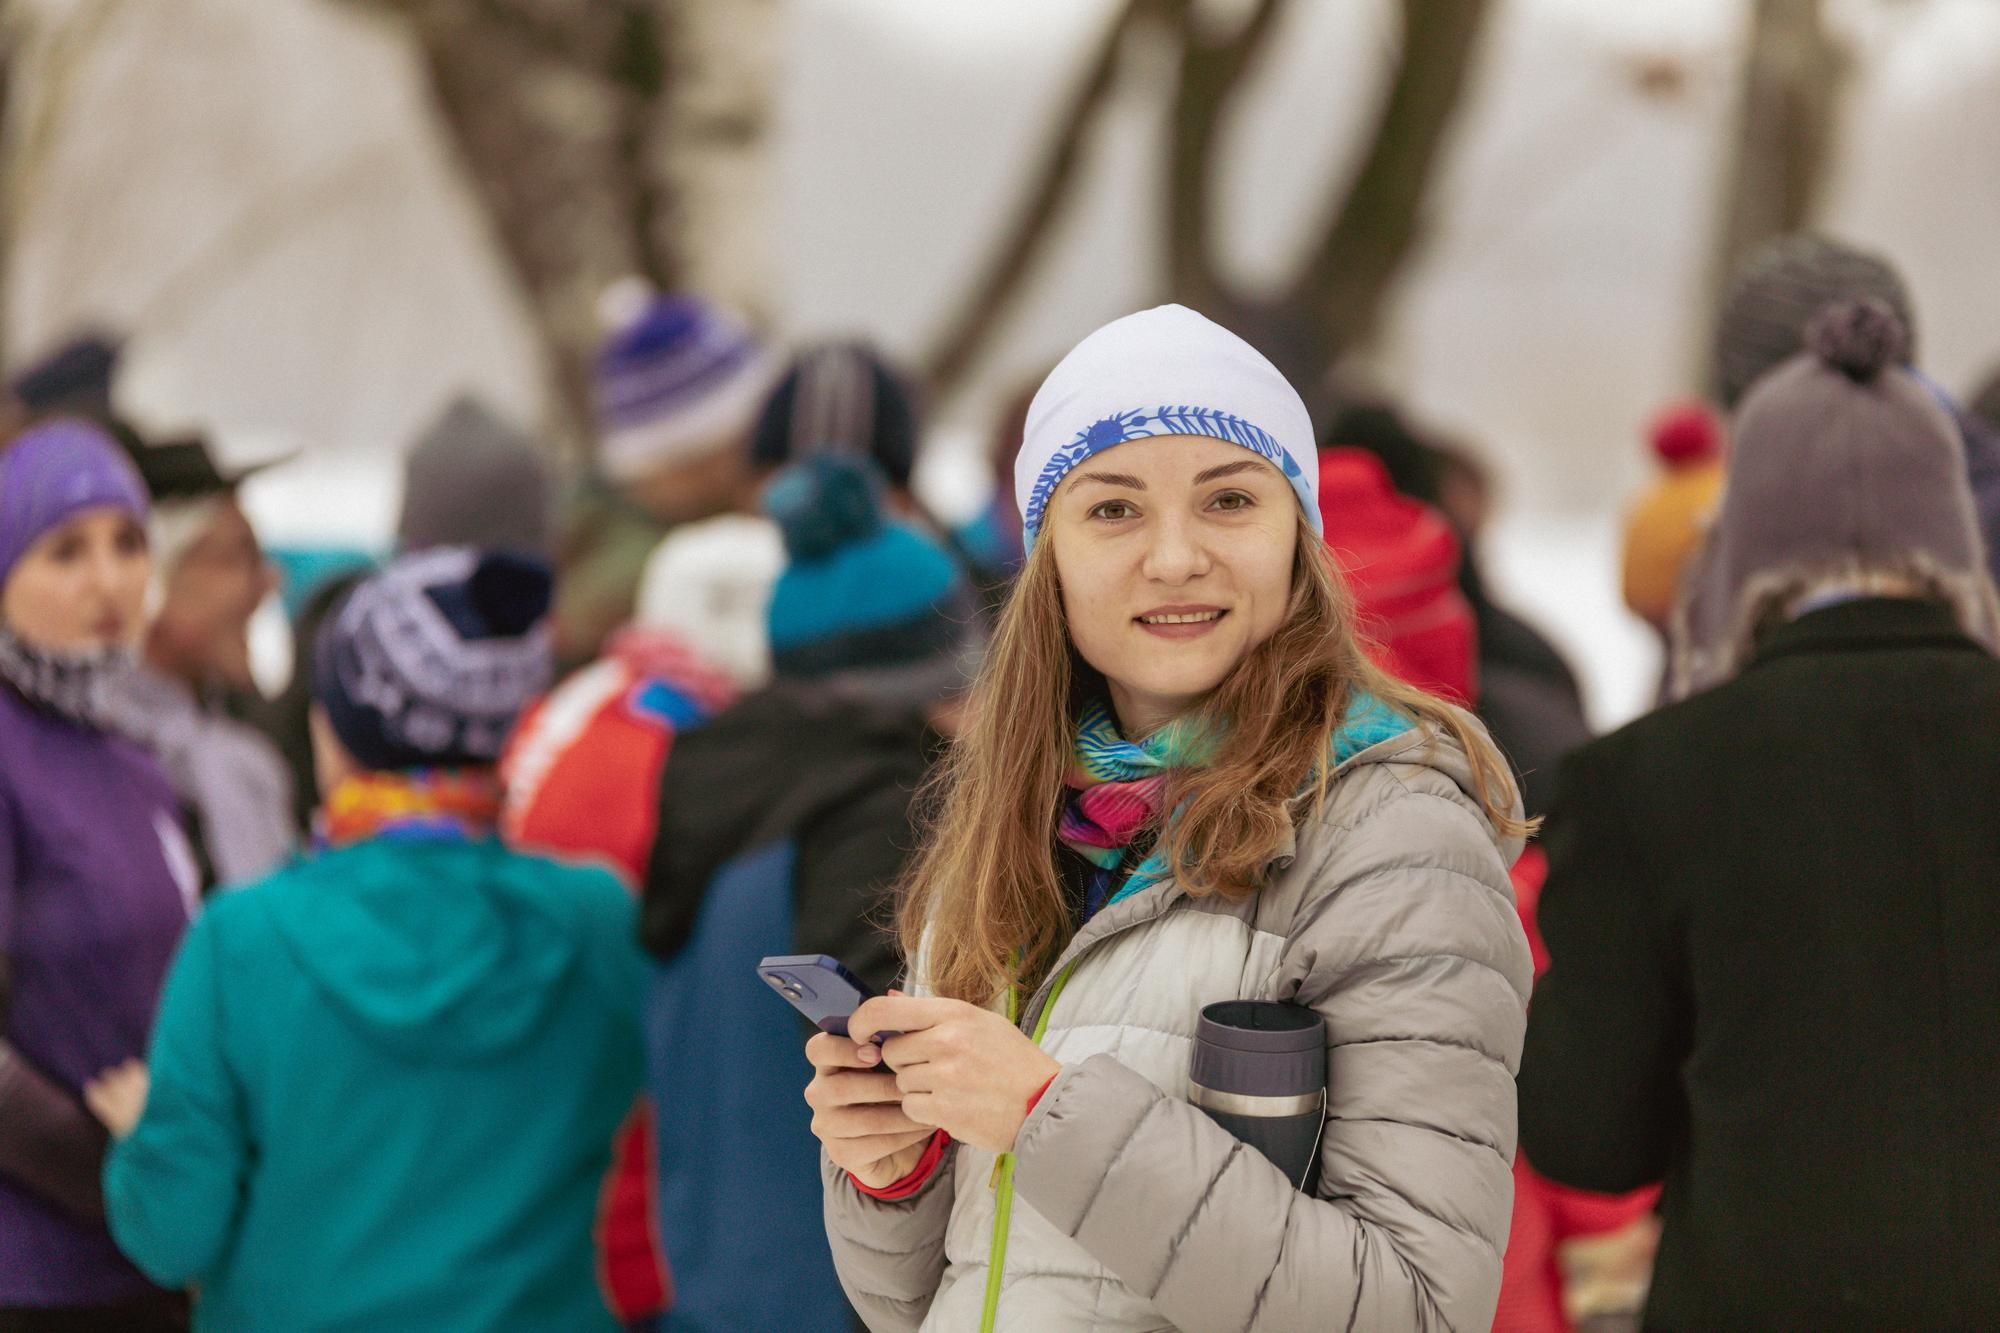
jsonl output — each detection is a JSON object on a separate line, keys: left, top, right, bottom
{"left": 0, "top": 418, "right": 150, "bottom": 591}
{"left": 593, "top": 287, "right": 777, "bottom": 482}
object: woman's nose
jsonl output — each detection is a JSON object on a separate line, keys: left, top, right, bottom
{"left": 1140, "top": 512, "right": 1210, "bottom": 585}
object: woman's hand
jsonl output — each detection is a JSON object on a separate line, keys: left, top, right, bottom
{"left": 83, "top": 1059, "right": 149, "bottom": 1140}
{"left": 805, "top": 1028, "right": 935, "bottom": 1190}
{"left": 849, "top": 995, "right": 1062, "bottom": 1155}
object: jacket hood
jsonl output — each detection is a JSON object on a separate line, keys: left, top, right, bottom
{"left": 644, "top": 681, "right": 939, "bottom": 956}
{"left": 263, "top": 838, "right": 587, "bottom": 1061}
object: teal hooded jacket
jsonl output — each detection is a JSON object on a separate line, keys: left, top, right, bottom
{"left": 105, "top": 836, "right": 645, "bottom": 1332}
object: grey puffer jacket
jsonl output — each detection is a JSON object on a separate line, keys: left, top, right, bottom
{"left": 822, "top": 711, "right": 1534, "bottom": 1332}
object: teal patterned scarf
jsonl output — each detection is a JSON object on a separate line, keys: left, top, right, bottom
{"left": 1056, "top": 690, "right": 1412, "bottom": 916}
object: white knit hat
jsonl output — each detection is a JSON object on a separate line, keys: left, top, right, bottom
{"left": 1014, "top": 304, "right": 1320, "bottom": 548}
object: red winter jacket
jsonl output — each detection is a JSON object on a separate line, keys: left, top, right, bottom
{"left": 501, "top": 629, "right": 735, "bottom": 1322}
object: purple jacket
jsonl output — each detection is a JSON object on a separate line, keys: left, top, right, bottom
{"left": 0, "top": 683, "right": 195, "bottom": 1306}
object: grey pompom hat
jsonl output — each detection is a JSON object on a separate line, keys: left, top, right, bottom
{"left": 1672, "top": 299, "right": 2000, "bottom": 697}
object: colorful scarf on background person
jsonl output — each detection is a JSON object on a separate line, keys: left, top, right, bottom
{"left": 1056, "top": 691, "right": 1413, "bottom": 918}
{"left": 317, "top": 768, "right": 505, "bottom": 849}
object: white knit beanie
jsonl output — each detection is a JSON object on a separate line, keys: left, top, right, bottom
{"left": 1014, "top": 304, "right": 1320, "bottom": 549}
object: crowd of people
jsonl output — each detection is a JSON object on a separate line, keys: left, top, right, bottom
{"left": 1, "top": 229, "right": 1997, "bottom": 1332}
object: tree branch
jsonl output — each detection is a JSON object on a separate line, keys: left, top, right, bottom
{"left": 1166, "top": 0, "right": 1285, "bottom": 314}
{"left": 918, "top": 0, "right": 1149, "bottom": 396}
{"left": 1705, "top": 0, "right": 1845, "bottom": 318}
{"left": 1289, "top": 0, "right": 1491, "bottom": 363}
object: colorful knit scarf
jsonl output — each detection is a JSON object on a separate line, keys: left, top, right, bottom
{"left": 317, "top": 768, "right": 504, "bottom": 849}
{"left": 1056, "top": 691, "right": 1412, "bottom": 917}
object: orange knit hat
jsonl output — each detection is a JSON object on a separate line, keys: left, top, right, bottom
{"left": 1621, "top": 401, "right": 1725, "bottom": 630}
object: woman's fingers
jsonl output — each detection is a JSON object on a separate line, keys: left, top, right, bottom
{"left": 826, "top": 1127, "right": 934, "bottom": 1173}
{"left": 804, "top": 1069, "right": 903, "bottom": 1111}
{"left": 805, "top": 1030, "right": 874, "bottom": 1072}
{"left": 848, "top": 995, "right": 966, "bottom": 1045}
{"left": 813, "top": 1100, "right": 929, "bottom": 1141}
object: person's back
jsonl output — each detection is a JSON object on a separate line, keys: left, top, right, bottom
{"left": 103, "top": 547, "right": 644, "bottom": 1331}
{"left": 1521, "top": 300, "right": 2000, "bottom": 1329}
{"left": 1548, "top": 600, "right": 2000, "bottom": 1326}
{"left": 109, "top": 838, "right": 643, "bottom": 1331}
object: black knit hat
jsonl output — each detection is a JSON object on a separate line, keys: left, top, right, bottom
{"left": 750, "top": 341, "right": 919, "bottom": 489}
{"left": 315, "top": 548, "right": 554, "bottom": 771}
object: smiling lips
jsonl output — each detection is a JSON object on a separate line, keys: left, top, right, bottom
{"left": 1135, "top": 606, "right": 1227, "bottom": 638}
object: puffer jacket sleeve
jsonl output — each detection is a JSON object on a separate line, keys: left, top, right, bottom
{"left": 821, "top": 1144, "right": 955, "bottom": 1332}
{"left": 1011, "top": 774, "right": 1534, "bottom": 1332}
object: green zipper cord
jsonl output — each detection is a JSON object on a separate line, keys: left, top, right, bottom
{"left": 978, "top": 961, "right": 1076, "bottom": 1333}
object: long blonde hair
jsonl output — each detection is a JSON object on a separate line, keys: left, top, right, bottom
{"left": 899, "top": 508, "right": 1527, "bottom": 1005}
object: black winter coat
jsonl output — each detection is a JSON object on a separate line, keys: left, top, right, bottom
{"left": 1519, "top": 597, "right": 2000, "bottom": 1331}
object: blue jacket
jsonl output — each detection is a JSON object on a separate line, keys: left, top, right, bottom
{"left": 105, "top": 836, "right": 645, "bottom": 1332}
{"left": 641, "top": 684, "right": 936, "bottom": 1331}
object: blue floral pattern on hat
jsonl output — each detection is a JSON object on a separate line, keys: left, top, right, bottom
{"left": 1023, "top": 404, "right": 1311, "bottom": 546}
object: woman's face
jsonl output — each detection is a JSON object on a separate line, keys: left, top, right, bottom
{"left": 150, "top": 497, "right": 275, "bottom": 688}
{"left": 1, "top": 506, "right": 152, "bottom": 654}
{"left": 1048, "top": 435, "right": 1298, "bottom": 736}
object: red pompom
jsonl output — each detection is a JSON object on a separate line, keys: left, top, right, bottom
{"left": 1647, "top": 400, "right": 1723, "bottom": 468}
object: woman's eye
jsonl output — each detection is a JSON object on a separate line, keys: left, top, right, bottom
{"left": 1210, "top": 490, "right": 1254, "bottom": 511}
{"left": 1089, "top": 501, "right": 1136, "bottom": 521}
{"left": 49, "top": 538, "right": 85, "bottom": 563}
{"left": 116, "top": 524, "right": 148, "bottom": 557}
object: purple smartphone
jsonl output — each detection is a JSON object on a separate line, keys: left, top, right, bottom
{"left": 757, "top": 954, "right": 889, "bottom": 1040}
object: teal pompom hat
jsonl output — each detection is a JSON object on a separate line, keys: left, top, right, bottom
{"left": 761, "top": 454, "right": 980, "bottom": 701}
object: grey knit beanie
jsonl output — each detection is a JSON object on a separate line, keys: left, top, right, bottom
{"left": 1673, "top": 299, "right": 2000, "bottom": 696}
{"left": 397, "top": 396, "right": 554, "bottom": 557}
{"left": 1712, "top": 234, "right": 1917, "bottom": 409}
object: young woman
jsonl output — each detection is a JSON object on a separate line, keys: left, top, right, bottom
{"left": 806, "top": 305, "right": 1535, "bottom": 1332}
{"left": 0, "top": 419, "right": 195, "bottom": 1330}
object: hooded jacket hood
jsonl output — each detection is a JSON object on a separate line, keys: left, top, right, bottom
{"left": 262, "top": 838, "right": 593, "bottom": 1062}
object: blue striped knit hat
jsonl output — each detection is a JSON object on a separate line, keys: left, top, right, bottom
{"left": 1014, "top": 304, "right": 1321, "bottom": 549}
{"left": 315, "top": 547, "right": 555, "bottom": 770}
{"left": 593, "top": 286, "right": 778, "bottom": 482}
{"left": 762, "top": 455, "right": 978, "bottom": 701}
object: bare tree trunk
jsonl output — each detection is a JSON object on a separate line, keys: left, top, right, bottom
{"left": 1706, "top": 0, "right": 1845, "bottom": 314}
{"left": 1163, "top": 0, "right": 1284, "bottom": 317}
{"left": 918, "top": 1, "right": 1148, "bottom": 395}
{"left": 1287, "top": 0, "right": 1490, "bottom": 369}
{"left": 338, "top": 0, "right": 675, "bottom": 453}
{"left": 648, "top": 0, "right": 779, "bottom": 324}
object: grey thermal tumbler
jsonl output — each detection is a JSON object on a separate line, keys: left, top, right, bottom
{"left": 1188, "top": 1001, "right": 1327, "bottom": 1191}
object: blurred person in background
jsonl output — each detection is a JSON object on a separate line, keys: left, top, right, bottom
{"left": 263, "top": 394, "right": 555, "bottom": 830}
{"left": 502, "top": 617, "right": 737, "bottom": 1329}
{"left": 95, "top": 548, "right": 646, "bottom": 1332}
{"left": 1325, "top": 400, "right": 1592, "bottom": 820}
{"left": 1712, "top": 232, "right": 2000, "bottom": 589}
{"left": 750, "top": 339, "right": 1021, "bottom": 600}
{"left": 1969, "top": 363, "right": 2000, "bottom": 437}
{"left": 559, "top": 286, "right": 780, "bottom": 673}
{"left": 1320, "top": 446, "right": 1658, "bottom": 1332}
{"left": 1620, "top": 401, "right": 1726, "bottom": 707}
{"left": 638, "top": 453, "right": 980, "bottom": 1331}
{"left": 0, "top": 420, "right": 196, "bottom": 1332}
{"left": 104, "top": 435, "right": 293, "bottom": 891}
{"left": 1520, "top": 301, "right": 2000, "bottom": 1330}
{"left": 6, "top": 335, "right": 120, "bottom": 424}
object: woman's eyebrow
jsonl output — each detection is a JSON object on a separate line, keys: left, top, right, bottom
{"left": 1191, "top": 459, "right": 1268, "bottom": 486}
{"left": 1075, "top": 470, "right": 1145, "bottom": 490}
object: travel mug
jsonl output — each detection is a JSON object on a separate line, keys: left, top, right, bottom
{"left": 1188, "top": 1000, "right": 1327, "bottom": 1191}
